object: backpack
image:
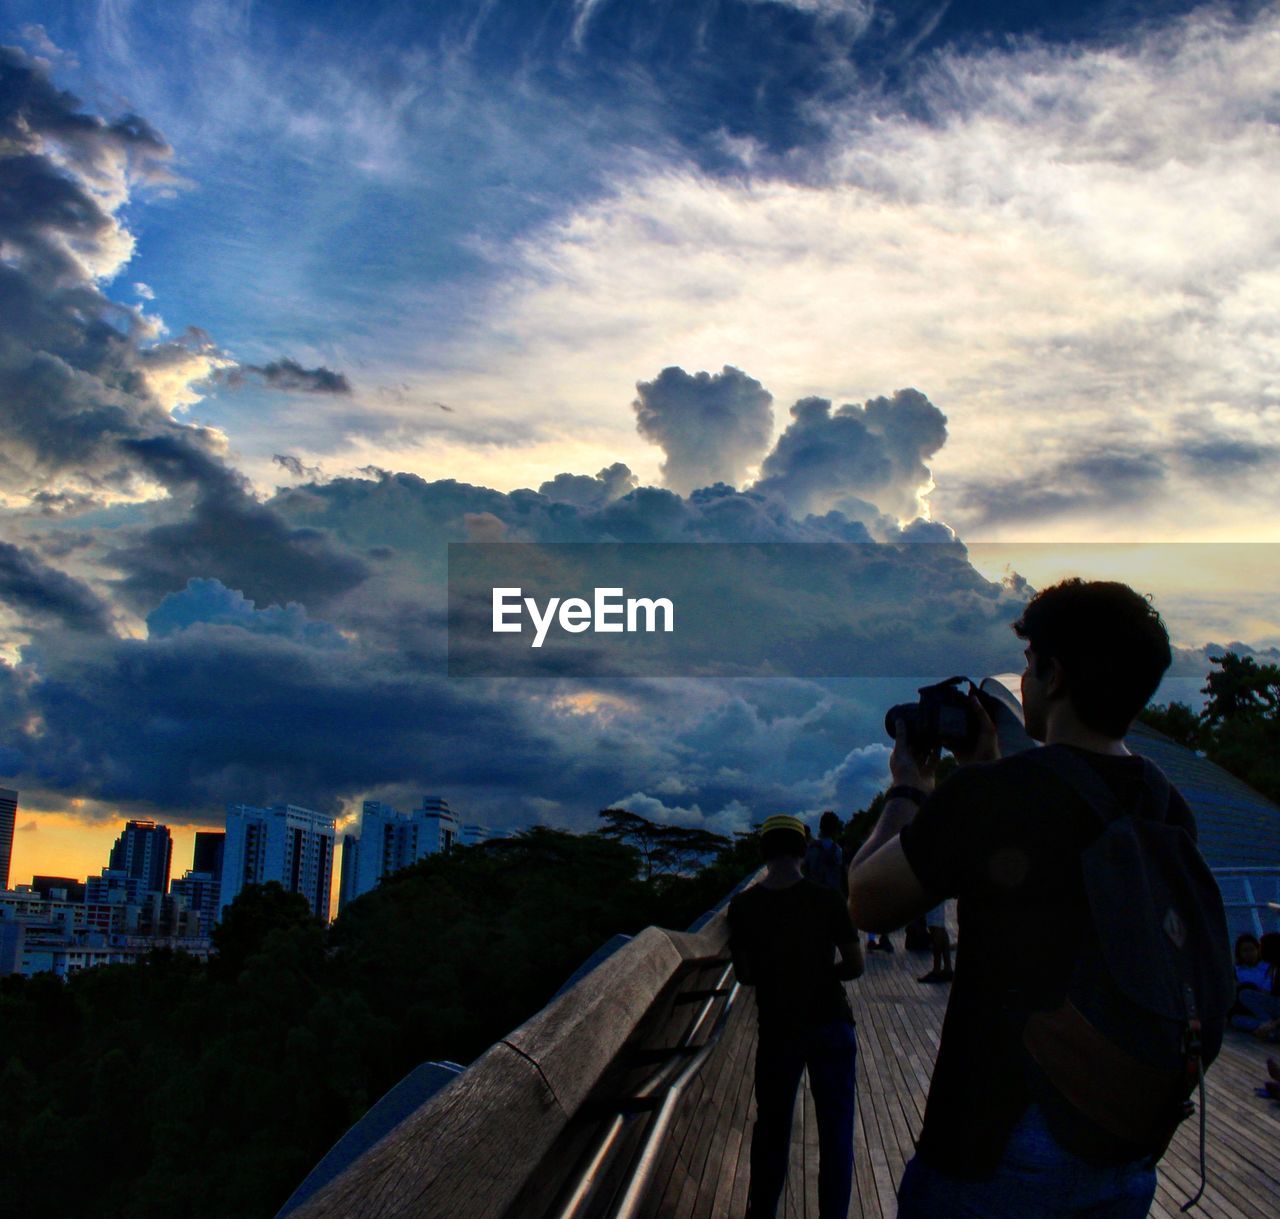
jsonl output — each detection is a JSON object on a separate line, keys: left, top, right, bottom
{"left": 804, "top": 838, "right": 844, "bottom": 894}
{"left": 1020, "top": 747, "right": 1235, "bottom": 1204}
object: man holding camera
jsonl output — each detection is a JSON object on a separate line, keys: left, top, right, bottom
{"left": 847, "top": 579, "right": 1230, "bottom": 1217}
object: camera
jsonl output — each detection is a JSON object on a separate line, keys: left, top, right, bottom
{"left": 884, "top": 676, "right": 1000, "bottom": 753}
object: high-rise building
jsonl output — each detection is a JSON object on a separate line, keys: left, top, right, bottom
{"left": 337, "top": 832, "right": 360, "bottom": 913}
{"left": 86, "top": 820, "right": 172, "bottom": 906}
{"left": 0, "top": 788, "right": 17, "bottom": 891}
{"left": 108, "top": 820, "right": 172, "bottom": 894}
{"left": 192, "top": 831, "right": 225, "bottom": 877}
{"left": 220, "top": 804, "right": 335, "bottom": 922}
{"left": 337, "top": 797, "right": 468, "bottom": 911}
{"left": 170, "top": 831, "right": 225, "bottom": 935}
{"left": 418, "top": 796, "right": 460, "bottom": 854}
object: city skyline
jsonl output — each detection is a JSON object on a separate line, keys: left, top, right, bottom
{"left": 9, "top": 791, "right": 492, "bottom": 931}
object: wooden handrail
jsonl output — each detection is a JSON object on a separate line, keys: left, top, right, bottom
{"left": 290, "top": 913, "right": 734, "bottom": 1219}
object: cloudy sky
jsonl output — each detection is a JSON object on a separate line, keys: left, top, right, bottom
{"left": 2, "top": 1, "right": 1278, "bottom": 894}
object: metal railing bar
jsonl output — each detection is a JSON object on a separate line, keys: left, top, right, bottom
{"left": 609, "top": 979, "right": 742, "bottom": 1219}
{"left": 550, "top": 962, "right": 736, "bottom": 1219}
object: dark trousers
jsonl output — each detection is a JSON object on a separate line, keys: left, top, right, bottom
{"left": 747, "top": 1020, "right": 858, "bottom": 1219}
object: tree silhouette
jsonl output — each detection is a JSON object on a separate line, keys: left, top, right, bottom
{"left": 1141, "top": 650, "right": 1280, "bottom": 802}
{"left": 1201, "top": 652, "right": 1280, "bottom": 728}
{"left": 596, "top": 808, "right": 730, "bottom": 880}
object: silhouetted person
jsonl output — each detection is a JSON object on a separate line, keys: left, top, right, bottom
{"left": 730, "top": 814, "right": 864, "bottom": 1219}
{"left": 804, "top": 810, "right": 846, "bottom": 893}
{"left": 848, "top": 580, "right": 1232, "bottom": 1217}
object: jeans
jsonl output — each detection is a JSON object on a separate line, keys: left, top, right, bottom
{"left": 896, "top": 1103, "right": 1157, "bottom": 1219}
{"left": 747, "top": 1020, "right": 857, "bottom": 1219}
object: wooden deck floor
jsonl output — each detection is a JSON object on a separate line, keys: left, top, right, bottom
{"left": 638, "top": 939, "right": 1280, "bottom": 1218}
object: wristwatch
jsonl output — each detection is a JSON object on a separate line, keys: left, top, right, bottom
{"left": 886, "top": 785, "right": 930, "bottom": 805}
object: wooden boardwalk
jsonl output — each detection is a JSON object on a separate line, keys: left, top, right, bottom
{"left": 638, "top": 938, "right": 1280, "bottom": 1218}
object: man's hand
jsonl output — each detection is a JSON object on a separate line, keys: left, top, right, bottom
{"left": 890, "top": 718, "right": 938, "bottom": 792}
{"left": 951, "top": 693, "right": 1000, "bottom": 767}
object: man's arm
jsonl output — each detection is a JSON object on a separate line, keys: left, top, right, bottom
{"left": 848, "top": 697, "right": 997, "bottom": 933}
{"left": 847, "top": 837, "right": 933, "bottom": 933}
{"left": 727, "top": 903, "right": 755, "bottom": 985}
{"left": 834, "top": 935, "right": 865, "bottom": 980}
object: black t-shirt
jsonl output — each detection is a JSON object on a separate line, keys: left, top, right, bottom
{"left": 898, "top": 745, "right": 1198, "bottom": 1178}
{"left": 728, "top": 878, "right": 857, "bottom": 1033}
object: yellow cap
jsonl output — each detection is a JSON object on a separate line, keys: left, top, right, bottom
{"left": 760, "top": 814, "right": 806, "bottom": 837}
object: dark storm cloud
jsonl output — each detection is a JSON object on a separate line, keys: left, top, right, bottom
{"left": 108, "top": 436, "right": 369, "bottom": 612}
{"left": 0, "top": 50, "right": 361, "bottom": 627}
{"left": 221, "top": 358, "right": 352, "bottom": 394}
{"left": 0, "top": 47, "right": 224, "bottom": 497}
{"left": 0, "top": 46, "right": 168, "bottom": 173}
{"left": 753, "top": 388, "right": 948, "bottom": 524}
{"left": 1177, "top": 437, "right": 1277, "bottom": 473}
{"left": 633, "top": 366, "right": 774, "bottom": 495}
{"left": 0, "top": 541, "right": 112, "bottom": 634}
{"left": 954, "top": 447, "right": 1166, "bottom": 529}
{"left": 5, "top": 455, "right": 1026, "bottom": 831}
{"left": 275, "top": 466, "right": 875, "bottom": 558}
{"left": 1, "top": 625, "right": 565, "bottom": 816}
{"left": 0, "top": 32, "right": 1024, "bottom": 835}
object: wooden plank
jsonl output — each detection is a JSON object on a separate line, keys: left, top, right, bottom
{"left": 690, "top": 998, "right": 756, "bottom": 1219}
{"left": 620, "top": 907, "right": 1280, "bottom": 1219}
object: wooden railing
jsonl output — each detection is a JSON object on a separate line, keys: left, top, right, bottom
{"left": 290, "top": 909, "right": 737, "bottom": 1219}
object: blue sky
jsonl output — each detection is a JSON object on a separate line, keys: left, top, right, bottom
{"left": 0, "top": 1, "right": 1278, "bottom": 871}
{"left": 11, "top": 0, "right": 1277, "bottom": 526}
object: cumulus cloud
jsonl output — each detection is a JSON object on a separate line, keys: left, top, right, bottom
{"left": 0, "top": 47, "right": 226, "bottom": 501}
{"left": 429, "top": 7, "right": 1280, "bottom": 540}
{"left": 753, "top": 388, "right": 947, "bottom": 524}
{"left": 0, "top": 50, "right": 370, "bottom": 629}
{"left": 537, "top": 462, "right": 638, "bottom": 507}
{"left": 145, "top": 578, "right": 347, "bottom": 648}
{"left": 633, "top": 365, "right": 774, "bottom": 494}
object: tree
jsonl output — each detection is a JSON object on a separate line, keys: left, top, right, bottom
{"left": 1138, "top": 700, "right": 1206, "bottom": 751}
{"left": 210, "top": 882, "right": 319, "bottom": 980}
{"left": 596, "top": 808, "right": 730, "bottom": 880}
{"left": 1141, "top": 651, "right": 1280, "bottom": 804}
{"left": 1201, "top": 652, "right": 1280, "bottom": 729}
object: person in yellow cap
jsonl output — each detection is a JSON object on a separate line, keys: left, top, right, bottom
{"left": 728, "top": 813, "right": 865, "bottom": 1219}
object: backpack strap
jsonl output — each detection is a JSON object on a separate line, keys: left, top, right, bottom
{"left": 1028, "top": 745, "right": 1171, "bottom": 829}
{"left": 1027, "top": 746, "right": 1208, "bottom": 1207}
